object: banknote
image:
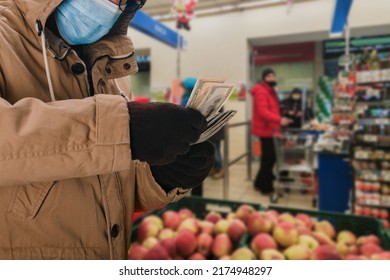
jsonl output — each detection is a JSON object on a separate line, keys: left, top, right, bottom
{"left": 197, "top": 85, "right": 235, "bottom": 121}
{"left": 186, "top": 77, "right": 226, "bottom": 109}
{"left": 195, "top": 110, "right": 237, "bottom": 144}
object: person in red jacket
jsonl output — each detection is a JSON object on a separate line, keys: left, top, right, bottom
{"left": 251, "top": 69, "right": 291, "bottom": 195}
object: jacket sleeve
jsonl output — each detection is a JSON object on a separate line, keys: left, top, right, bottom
{"left": 0, "top": 94, "right": 131, "bottom": 187}
{"left": 133, "top": 161, "right": 190, "bottom": 212}
{"left": 253, "top": 88, "right": 281, "bottom": 124}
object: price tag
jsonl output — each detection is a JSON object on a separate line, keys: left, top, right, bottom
{"left": 375, "top": 118, "right": 389, "bottom": 125}
{"left": 363, "top": 135, "right": 378, "bottom": 142}
{"left": 382, "top": 171, "right": 390, "bottom": 181}
{"left": 355, "top": 151, "right": 369, "bottom": 159}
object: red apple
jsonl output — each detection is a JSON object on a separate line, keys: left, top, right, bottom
{"left": 273, "top": 222, "right": 299, "bottom": 248}
{"left": 162, "top": 211, "right": 182, "bottom": 231}
{"left": 235, "top": 204, "right": 256, "bottom": 223}
{"left": 128, "top": 243, "right": 148, "bottom": 260}
{"left": 205, "top": 211, "right": 222, "bottom": 224}
{"left": 212, "top": 234, "right": 232, "bottom": 258}
{"left": 197, "top": 233, "right": 213, "bottom": 256}
{"left": 176, "top": 229, "right": 197, "bottom": 257}
{"left": 250, "top": 233, "right": 277, "bottom": 257}
{"left": 311, "top": 245, "right": 342, "bottom": 260}
{"left": 227, "top": 219, "right": 247, "bottom": 243}
{"left": 179, "top": 208, "right": 195, "bottom": 220}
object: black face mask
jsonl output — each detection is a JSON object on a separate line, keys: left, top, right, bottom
{"left": 266, "top": 81, "right": 277, "bottom": 87}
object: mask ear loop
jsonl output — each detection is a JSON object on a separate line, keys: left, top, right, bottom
{"left": 36, "top": 20, "right": 56, "bottom": 102}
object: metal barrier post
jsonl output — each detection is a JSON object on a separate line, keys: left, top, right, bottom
{"left": 246, "top": 121, "right": 252, "bottom": 181}
{"left": 223, "top": 123, "right": 230, "bottom": 200}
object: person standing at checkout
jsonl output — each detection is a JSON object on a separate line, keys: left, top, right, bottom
{"left": 251, "top": 69, "right": 291, "bottom": 195}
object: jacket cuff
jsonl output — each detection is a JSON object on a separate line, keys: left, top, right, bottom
{"left": 96, "top": 94, "right": 131, "bottom": 172}
{"left": 135, "top": 161, "right": 191, "bottom": 211}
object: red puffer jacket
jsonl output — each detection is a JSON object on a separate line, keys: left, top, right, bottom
{"left": 251, "top": 82, "right": 281, "bottom": 137}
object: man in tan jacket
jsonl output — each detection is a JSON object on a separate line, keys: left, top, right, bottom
{"left": 0, "top": 0, "right": 214, "bottom": 259}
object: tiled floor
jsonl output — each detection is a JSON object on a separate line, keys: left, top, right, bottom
{"left": 202, "top": 161, "right": 316, "bottom": 211}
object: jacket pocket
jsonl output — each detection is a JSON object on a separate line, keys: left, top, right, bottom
{"left": 8, "top": 182, "right": 55, "bottom": 220}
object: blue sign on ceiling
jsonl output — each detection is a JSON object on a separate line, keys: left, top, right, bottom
{"left": 130, "top": 11, "right": 184, "bottom": 48}
{"left": 330, "top": 0, "right": 354, "bottom": 36}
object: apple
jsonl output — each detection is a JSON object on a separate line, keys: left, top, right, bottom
{"left": 176, "top": 229, "right": 197, "bottom": 257}
{"left": 227, "top": 219, "right": 247, "bottom": 243}
{"left": 212, "top": 234, "right": 233, "bottom": 258}
{"left": 273, "top": 222, "right": 299, "bottom": 248}
{"left": 142, "top": 237, "right": 159, "bottom": 250}
{"left": 247, "top": 212, "right": 272, "bottom": 235}
{"left": 337, "top": 230, "right": 356, "bottom": 244}
{"left": 235, "top": 204, "right": 256, "bottom": 223}
{"left": 143, "top": 215, "right": 163, "bottom": 231}
{"left": 162, "top": 211, "right": 182, "bottom": 231}
{"left": 298, "top": 235, "right": 319, "bottom": 251}
{"left": 295, "top": 213, "right": 313, "bottom": 229}
{"left": 266, "top": 210, "right": 280, "bottom": 219}
{"left": 219, "top": 256, "right": 231, "bottom": 260}
{"left": 137, "top": 220, "right": 160, "bottom": 243}
{"left": 226, "top": 213, "right": 237, "bottom": 221}
{"left": 158, "top": 228, "right": 175, "bottom": 240}
{"left": 128, "top": 243, "right": 148, "bottom": 260}
{"left": 199, "top": 221, "right": 215, "bottom": 235}
{"left": 179, "top": 208, "right": 195, "bottom": 220}
{"left": 215, "top": 219, "right": 231, "bottom": 234}
{"left": 260, "top": 249, "right": 285, "bottom": 260}
{"left": 371, "top": 252, "right": 390, "bottom": 260}
{"left": 296, "top": 225, "right": 312, "bottom": 236}
{"left": 143, "top": 244, "right": 170, "bottom": 260}
{"left": 231, "top": 248, "right": 256, "bottom": 260}
{"left": 178, "top": 218, "right": 199, "bottom": 235}
{"left": 205, "top": 211, "right": 222, "bottom": 224}
{"left": 197, "top": 233, "right": 213, "bottom": 256}
{"left": 356, "top": 235, "right": 380, "bottom": 247}
{"left": 278, "top": 213, "right": 296, "bottom": 225}
{"left": 284, "top": 245, "right": 311, "bottom": 260}
{"left": 359, "top": 243, "right": 383, "bottom": 257}
{"left": 311, "top": 245, "right": 342, "bottom": 260}
{"left": 311, "top": 232, "right": 335, "bottom": 247}
{"left": 314, "top": 220, "right": 336, "bottom": 239}
{"left": 250, "top": 233, "right": 277, "bottom": 257}
{"left": 336, "top": 240, "right": 358, "bottom": 257}
{"left": 160, "top": 238, "right": 177, "bottom": 259}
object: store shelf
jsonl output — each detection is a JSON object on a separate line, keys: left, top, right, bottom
{"left": 356, "top": 203, "right": 390, "bottom": 209}
{"left": 354, "top": 158, "right": 390, "bottom": 162}
{"left": 357, "top": 118, "right": 390, "bottom": 125}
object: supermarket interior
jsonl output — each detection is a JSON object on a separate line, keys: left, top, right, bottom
{"left": 127, "top": 0, "right": 390, "bottom": 261}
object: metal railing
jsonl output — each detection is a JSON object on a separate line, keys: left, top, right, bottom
{"left": 222, "top": 121, "right": 252, "bottom": 199}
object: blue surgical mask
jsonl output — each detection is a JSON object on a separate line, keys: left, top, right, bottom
{"left": 55, "top": 0, "right": 122, "bottom": 45}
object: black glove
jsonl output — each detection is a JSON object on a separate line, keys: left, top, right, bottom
{"left": 150, "top": 142, "right": 215, "bottom": 192}
{"left": 128, "top": 102, "right": 207, "bottom": 166}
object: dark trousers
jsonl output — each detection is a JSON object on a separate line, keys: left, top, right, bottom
{"left": 254, "top": 137, "right": 276, "bottom": 194}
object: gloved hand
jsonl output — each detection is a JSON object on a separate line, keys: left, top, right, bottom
{"left": 150, "top": 142, "right": 215, "bottom": 192}
{"left": 128, "top": 102, "right": 207, "bottom": 166}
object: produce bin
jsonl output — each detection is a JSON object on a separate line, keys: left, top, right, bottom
{"left": 131, "top": 196, "right": 262, "bottom": 243}
{"left": 268, "top": 205, "right": 390, "bottom": 250}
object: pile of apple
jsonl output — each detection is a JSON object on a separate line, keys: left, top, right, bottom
{"left": 128, "top": 205, "right": 390, "bottom": 260}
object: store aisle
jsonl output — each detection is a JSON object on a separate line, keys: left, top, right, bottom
{"left": 203, "top": 162, "right": 316, "bottom": 210}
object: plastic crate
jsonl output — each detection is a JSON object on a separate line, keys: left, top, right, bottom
{"left": 268, "top": 206, "right": 390, "bottom": 250}
{"left": 131, "top": 196, "right": 262, "bottom": 243}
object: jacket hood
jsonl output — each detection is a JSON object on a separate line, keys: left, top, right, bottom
{"left": 15, "top": 0, "right": 137, "bottom": 38}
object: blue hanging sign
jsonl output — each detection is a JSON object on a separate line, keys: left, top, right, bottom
{"left": 130, "top": 11, "right": 184, "bottom": 48}
{"left": 330, "top": 0, "right": 354, "bottom": 36}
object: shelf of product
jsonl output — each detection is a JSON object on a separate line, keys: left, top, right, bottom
{"left": 351, "top": 101, "right": 390, "bottom": 230}
{"left": 129, "top": 197, "right": 390, "bottom": 260}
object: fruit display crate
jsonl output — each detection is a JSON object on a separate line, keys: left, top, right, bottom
{"left": 131, "top": 196, "right": 262, "bottom": 242}
{"left": 268, "top": 205, "right": 390, "bottom": 250}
